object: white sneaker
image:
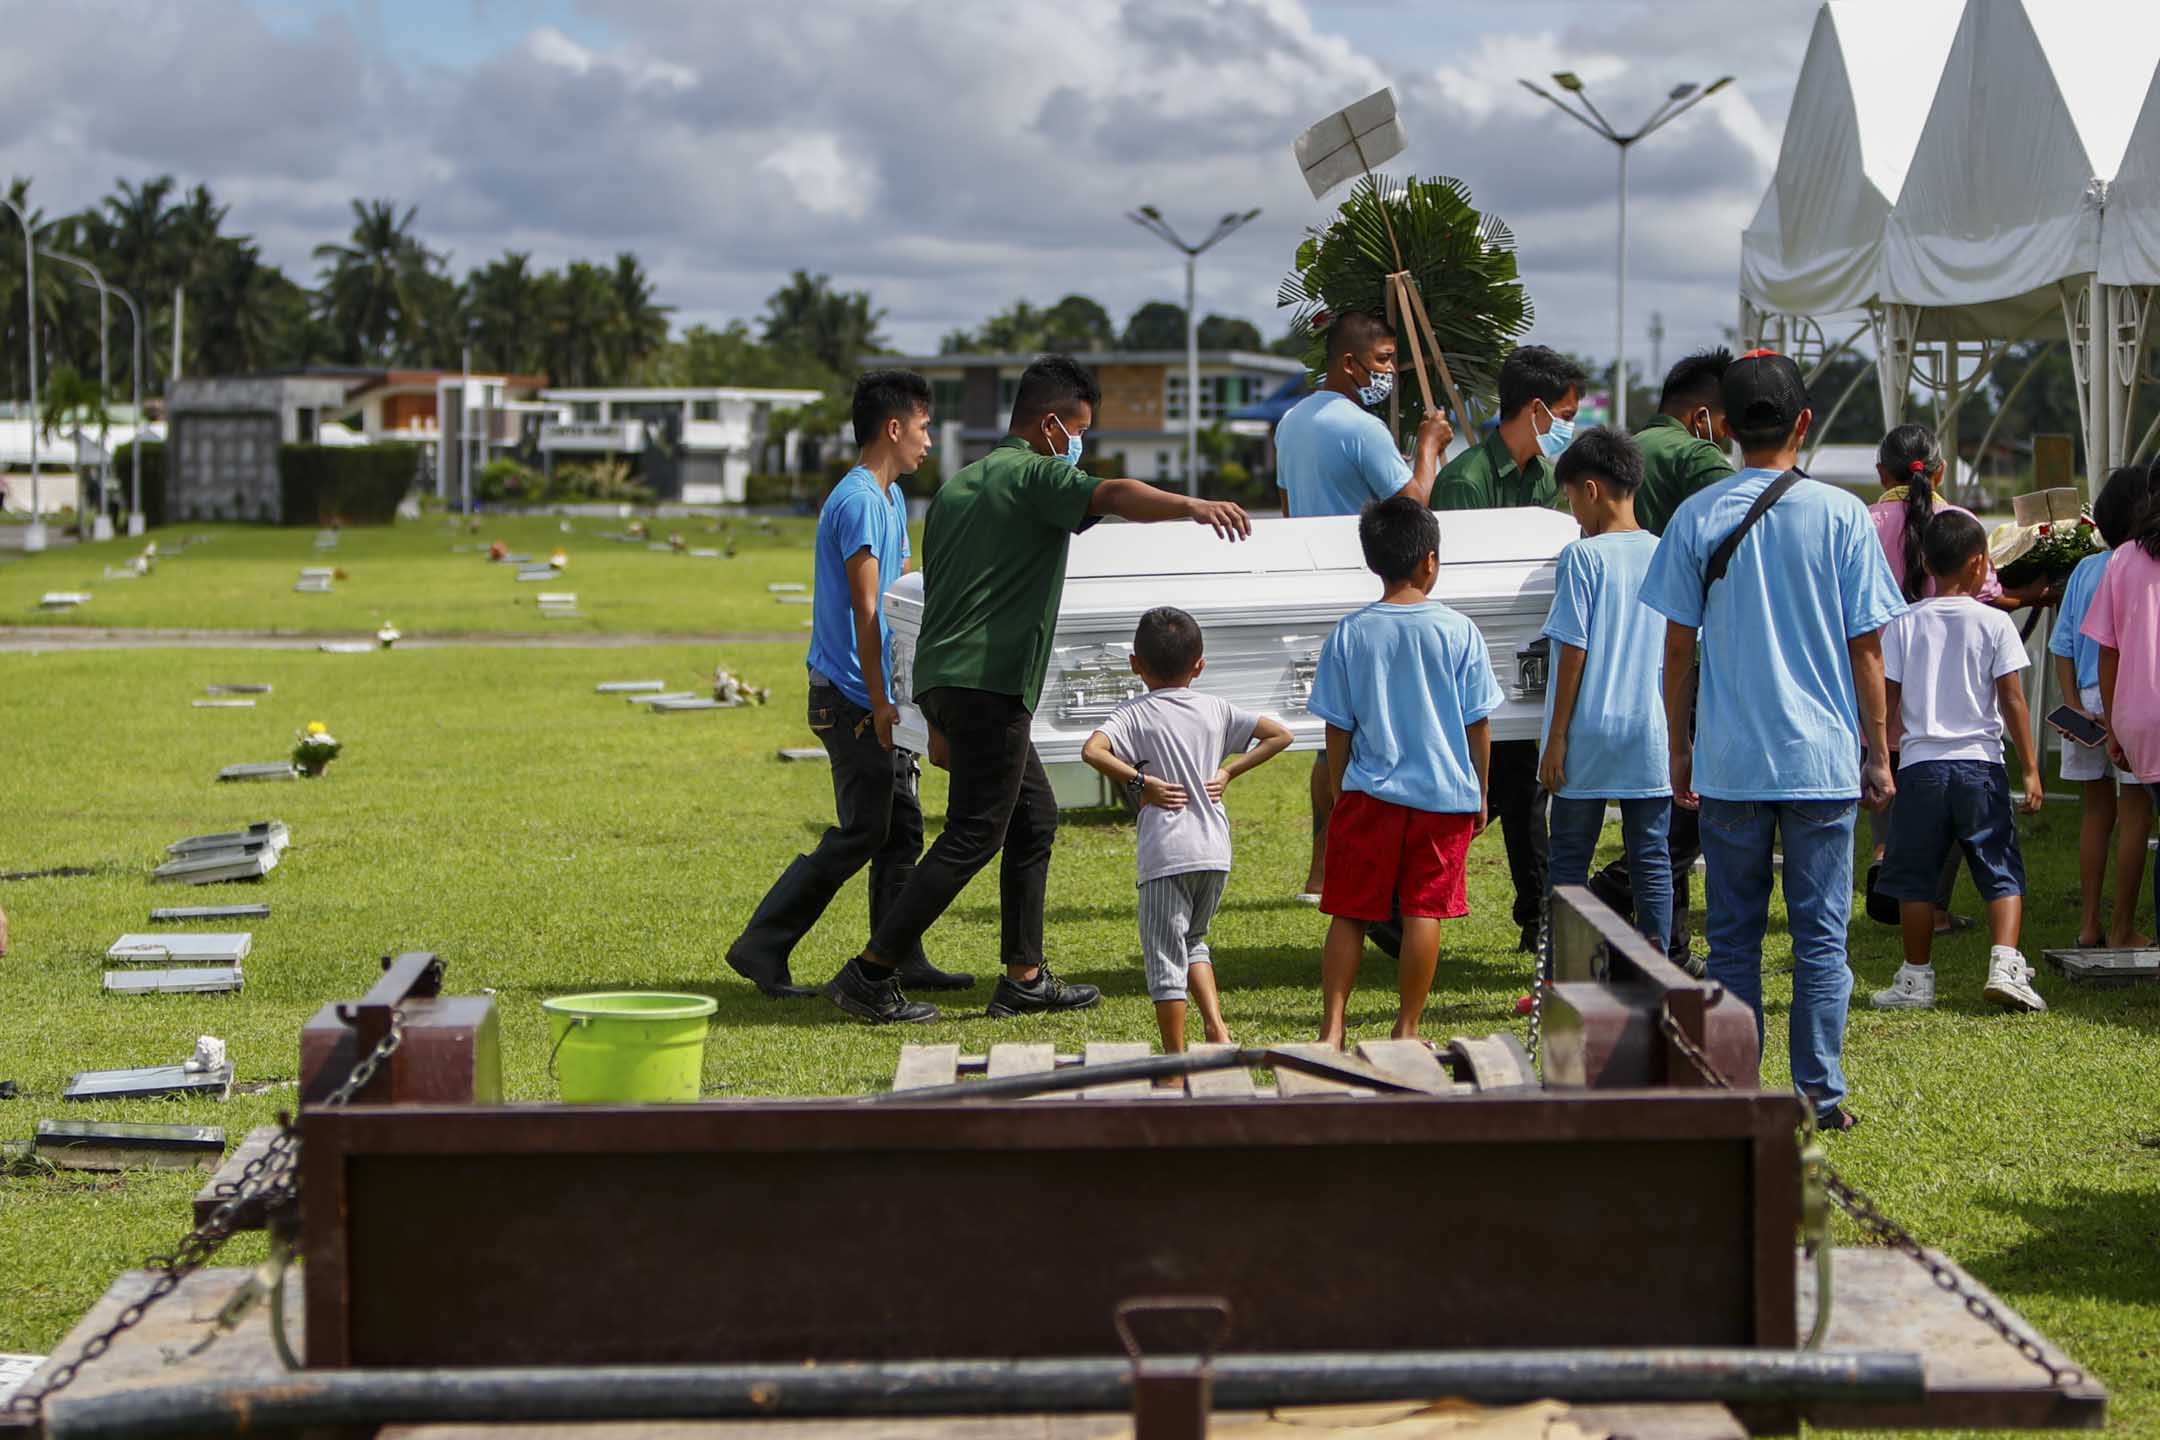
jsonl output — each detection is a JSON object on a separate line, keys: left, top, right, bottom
{"left": 1871, "top": 963, "right": 1936, "bottom": 1009}
{"left": 1982, "top": 947, "right": 2047, "bottom": 1013}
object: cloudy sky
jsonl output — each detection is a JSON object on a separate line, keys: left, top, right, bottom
{"left": 0, "top": 0, "right": 1820, "bottom": 374}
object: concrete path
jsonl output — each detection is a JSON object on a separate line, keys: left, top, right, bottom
{"left": 0, "top": 626, "right": 803, "bottom": 652}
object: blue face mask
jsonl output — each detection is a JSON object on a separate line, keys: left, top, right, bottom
{"left": 1050, "top": 415, "right": 1085, "bottom": 467}
{"left": 1535, "top": 404, "right": 1575, "bottom": 461}
{"left": 1356, "top": 366, "right": 1395, "bottom": 408}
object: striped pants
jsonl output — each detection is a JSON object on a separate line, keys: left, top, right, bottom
{"left": 1138, "top": 870, "right": 1229, "bottom": 1003}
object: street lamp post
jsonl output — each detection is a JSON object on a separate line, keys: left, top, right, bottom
{"left": 1, "top": 196, "right": 43, "bottom": 551}
{"left": 44, "top": 249, "right": 115, "bottom": 540}
{"left": 55, "top": 260, "right": 145, "bottom": 533}
{"left": 1126, "top": 205, "right": 1262, "bottom": 496}
{"left": 1519, "top": 72, "right": 1732, "bottom": 432}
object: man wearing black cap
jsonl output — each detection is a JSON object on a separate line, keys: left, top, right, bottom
{"left": 1639, "top": 350, "right": 1905, "bottom": 1132}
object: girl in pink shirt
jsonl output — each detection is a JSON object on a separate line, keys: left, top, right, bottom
{"left": 2084, "top": 495, "right": 2160, "bottom": 924}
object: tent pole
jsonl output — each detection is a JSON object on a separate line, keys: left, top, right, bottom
{"left": 2089, "top": 281, "right": 2112, "bottom": 502}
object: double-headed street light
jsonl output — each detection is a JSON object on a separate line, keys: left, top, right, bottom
{"left": 1, "top": 195, "right": 43, "bottom": 551}
{"left": 47, "top": 249, "right": 146, "bottom": 536}
{"left": 1519, "top": 71, "right": 1732, "bottom": 431}
{"left": 43, "top": 249, "right": 115, "bottom": 539}
{"left": 1127, "top": 205, "right": 1262, "bottom": 496}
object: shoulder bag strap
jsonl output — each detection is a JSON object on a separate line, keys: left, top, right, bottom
{"left": 1703, "top": 467, "right": 1807, "bottom": 602}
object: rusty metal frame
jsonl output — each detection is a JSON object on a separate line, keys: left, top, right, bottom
{"left": 302, "top": 1091, "right": 1800, "bottom": 1370}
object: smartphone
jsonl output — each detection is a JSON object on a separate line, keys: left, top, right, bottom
{"left": 2048, "top": 704, "right": 2108, "bottom": 749}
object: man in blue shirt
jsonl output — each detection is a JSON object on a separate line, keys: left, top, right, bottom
{"left": 1640, "top": 351, "right": 1904, "bottom": 1131}
{"left": 1275, "top": 311, "right": 1452, "bottom": 902}
{"left": 726, "top": 371, "right": 973, "bottom": 999}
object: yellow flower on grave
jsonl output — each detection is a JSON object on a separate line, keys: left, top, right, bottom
{"left": 306, "top": 721, "right": 328, "bottom": 736}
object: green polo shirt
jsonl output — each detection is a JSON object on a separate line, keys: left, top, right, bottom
{"left": 912, "top": 436, "right": 1100, "bottom": 713}
{"left": 1431, "top": 427, "right": 1564, "bottom": 511}
{"left": 1633, "top": 413, "right": 1736, "bottom": 536}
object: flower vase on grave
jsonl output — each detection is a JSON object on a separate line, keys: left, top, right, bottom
{"left": 293, "top": 722, "right": 342, "bottom": 778}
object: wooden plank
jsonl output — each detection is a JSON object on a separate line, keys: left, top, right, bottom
{"left": 1080, "top": 1041, "right": 1153, "bottom": 1099}
{"left": 193, "top": 1126, "right": 282, "bottom": 1226}
{"left": 1354, "top": 1039, "right": 1457, "bottom": 1095}
{"left": 890, "top": 1045, "right": 960, "bottom": 1093}
{"left": 1270, "top": 1042, "right": 1375, "bottom": 1099}
{"left": 985, "top": 1043, "right": 1058, "bottom": 1099}
{"left": 1183, "top": 1042, "right": 1257, "bottom": 1099}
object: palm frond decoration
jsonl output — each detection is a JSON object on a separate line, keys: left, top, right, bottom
{"left": 1278, "top": 173, "right": 1533, "bottom": 439}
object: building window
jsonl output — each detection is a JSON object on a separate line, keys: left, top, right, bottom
{"left": 295, "top": 407, "right": 318, "bottom": 444}
{"left": 1164, "top": 375, "right": 1235, "bottom": 423}
{"left": 572, "top": 401, "right": 601, "bottom": 422}
{"left": 752, "top": 402, "right": 772, "bottom": 430}
{"left": 931, "top": 379, "right": 965, "bottom": 420}
{"left": 1154, "top": 449, "right": 1173, "bottom": 480}
{"left": 692, "top": 399, "right": 719, "bottom": 421}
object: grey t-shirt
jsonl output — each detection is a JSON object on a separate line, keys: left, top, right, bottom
{"left": 1097, "top": 688, "right": 1263, "bottom": 885}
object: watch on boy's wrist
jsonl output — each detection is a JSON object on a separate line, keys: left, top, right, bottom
{"left": 1126, "top": 760, "right": 1148, "bottom": 803}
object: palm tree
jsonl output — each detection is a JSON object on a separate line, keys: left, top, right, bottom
{"left": 466, "top": 251, "right": 546, "bottom": 374}
{"left": 195, "top": 237, "right": 299, "bottom": 374}
{"left": 313, "top": 199, "right": 440, "bottom": 364}
{"left": 90, "top": 176, "right": 182, "bottom": 387}
{"left": 543, "top": 261, "right": 617, "bottom": 387}
{"left": 606, "top": 253, "right": 670, "bottom": 381}
{"left": 761, "top": 270, "right": 885, "bottom": 375}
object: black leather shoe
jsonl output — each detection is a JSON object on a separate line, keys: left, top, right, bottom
{"left": 823, "top": 958, "right": 939, "bottom": 1024}
{"left": 725, "top": 944, "right": 818, "bottom": 999}
{"left": 1516, "top": 922, "right": 1541, "bottom": 954}
{"left": 985, "top": 963, "right": 1100, "bottom": 1017}
{"left": 894, "top": 956, "right": 977, "bottom": 991}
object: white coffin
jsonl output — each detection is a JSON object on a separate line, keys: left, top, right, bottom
{"left": 883, "top": 509, "right": 1575, "bottom": 798}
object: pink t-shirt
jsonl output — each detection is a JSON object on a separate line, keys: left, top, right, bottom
{"left": 1868, "top": 495, "right": 2004, "bottom": 603}
{"left": 2081, "top": 543, "right": 2160, "bottom": 782}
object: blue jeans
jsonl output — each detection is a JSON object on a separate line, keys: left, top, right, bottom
{"left": 1548, "top": 797, "right": 1671, "bottom": 950}
{"left": 1698, "top": 797, "right": 1858, "bottom": 1118}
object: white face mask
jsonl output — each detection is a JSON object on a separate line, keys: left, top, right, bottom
{"left": 1689, "top": 408, "right": 1718, "bottom": 443}
{"left": 1533, "top": 401, "right": 1575, "bottom": 460}
{"left": 1048, "top": 414, "right": 1084, "bottom": 467}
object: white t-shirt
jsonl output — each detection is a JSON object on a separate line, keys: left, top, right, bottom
{"left": 1881, "top": 596, "right": 2030, "bottom": 767}
{"left": 1095, "top": 688, "right": 1263, "bottom": 884}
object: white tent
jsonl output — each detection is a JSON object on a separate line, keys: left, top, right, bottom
{"left": 1742, "top": 0, "right": 2160, "bottom": 494}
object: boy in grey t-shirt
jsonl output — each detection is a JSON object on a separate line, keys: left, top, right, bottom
{"left": 1083, "top": 607, "right": 1294, "bottom": 1053}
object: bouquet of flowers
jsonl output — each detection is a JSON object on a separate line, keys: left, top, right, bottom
{"left": 1990, "top": 488, "right": 2102, "bottom": 589}
{"left": 292, "top": 721, "right": 342, "bottom": 777}
{"left": 713, "top": 664, "right": 771, "bottom": 706}
{"left": 376, "top": 620, "right": 401, "bottom": 650}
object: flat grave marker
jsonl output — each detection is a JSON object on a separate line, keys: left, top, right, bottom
{"left": 217, "top": 762, "right": 300, "bottom": 783}
{"left": 319, "top": 641, "right": 374, "bottom": 654}
{"left": 169, "top": 822, "right": 288, "bottom": 855}
{"left": 627, "top": 691, "right": 699, "bottom": 705}
{"left": 150, "top": 903, "right": 271, "bottom": 922}
{"left": 596, "top": 680, "right": 667, "bottom": 694}
{"left": 64, "top": 1061, "right": 233, "bottom": 1102}
{"left": 152, "top": 848, "right": 279, "bottom": 884}
{"left": 767, "top": 582, "right": 807, "bottom": 592}
{"left": 299, "top": 566, "right": 336, "bottom": 578}
{"left": 776, "top": 748, "right": 829, "bottom": 763}
{"left": 776, "top": 593, "right": 813, "bottom": 605}
{"left": 107, "top": 933, "right": 253, "bottom": 964}
{"left": 103, "top": 966, "right": 244, "bottom": 995}
{"left": 39, "top": 592, "right": 91, "bottom": 608}
{"left": 652, "top": 697, "right": 729, "bottom": 712}
{"left": 192, "top": 699, "right": 256, "bottom": 709}
{"left": 2042, "top": 947, "right": 2160, "bottom": 984}
{"left": 33, "top": 1121, "right": 224, "bottom": 1171}
{"left": 206, "top": 683, "right": 272, "bottom": 694}
{"left": 535, "top": 593, "right": 577, "bottom": 605}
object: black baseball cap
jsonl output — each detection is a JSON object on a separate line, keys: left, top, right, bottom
{"left": 1722, "top": 349, "right": 1810, "bottom": 434}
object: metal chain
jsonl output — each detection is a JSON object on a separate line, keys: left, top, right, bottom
{"left": 1654, "top": 1012, "right": 2080, "bottom": 1390}
{"left": 7, "top": 1015, "right": 405, "bottom": 1417}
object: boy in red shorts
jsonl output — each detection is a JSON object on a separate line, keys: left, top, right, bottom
{"left": 1310, "top": 495, "right": 1502, "bottom": 1047}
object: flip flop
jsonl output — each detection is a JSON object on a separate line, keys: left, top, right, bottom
{"left": 1863, "top": 863, "right": 1900, "bottom": 926}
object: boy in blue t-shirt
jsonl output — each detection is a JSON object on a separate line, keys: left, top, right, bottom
{"left": 1537, "top": 427, "right": 1672, "bottom": 952}
{"left": 2048, "top": 464, "right": 2158, "bottom": 948}
{"left": 726, "top": 371, "right": 973, "bottom": 1000}
{"left": 1308, "top": 495, "right": 1503, "bottom": 1049}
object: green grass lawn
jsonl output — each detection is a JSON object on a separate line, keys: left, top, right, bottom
{"left": 1, "top": 534, "right": 2156, "bottom": 1434}
{"left": 0, "top": 513, "right": 832, "bottom": 635}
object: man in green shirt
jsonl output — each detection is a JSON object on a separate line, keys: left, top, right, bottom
{"left": 1431, "top": 344, "right": 1586, "bottom": 952}
{"left": 824, "top": 354, "right": 1252, "bottom": 1024}
{"left": 1587, "top": 347, "right": 1735, "bottom": 966}
{"left": 1632, "top": 347, "right": 1735, "bottom": 537}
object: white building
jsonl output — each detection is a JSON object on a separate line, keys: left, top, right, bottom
{"left": 535, "top": 386, "right": 824, "bottom": 503}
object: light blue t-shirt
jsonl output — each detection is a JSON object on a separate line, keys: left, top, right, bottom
{"left": 1639, "top": 468, "right": 1906, "bottom": 801}
{"left": 2049, "top": 548, "right": 2111, "bottom": 694}
{"left": 1273, "top": 391, "right": 1411, "bottom": 516}
{"left": 806, "top": 466, "right": 910, "bottom": 709}
{"left": 1308, "top": 600, "right": 1504, "bottom": 813}
{"left": 1540, "top": 529, "right": 1670, "bottom": 799}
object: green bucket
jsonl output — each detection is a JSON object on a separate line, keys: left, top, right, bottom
{"left": 542, "top": 991, "right": 717, "bottom": 1103}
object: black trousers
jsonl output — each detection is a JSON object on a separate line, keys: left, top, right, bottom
{"left": 1489, "top": 740, "right": 1548, "bottom": 928}
{"left": 733, "top": 682, "right": 926, "bottom": 967}
{"left": 869, "top": 687, "right": 1057, "bottom": 970}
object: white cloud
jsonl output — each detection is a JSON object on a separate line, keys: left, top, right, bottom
{"left": 758, "top": 134, "right": 877, "bottom": 221}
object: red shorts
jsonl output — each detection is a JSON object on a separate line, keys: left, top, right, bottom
{"left": 1320, "top": 790, "right": 1474, "bottom": 922}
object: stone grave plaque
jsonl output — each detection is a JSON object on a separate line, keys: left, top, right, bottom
{"left": 102, "top": 566, "right": 141, "bottom": 580}
{"left": 300, "top": 566, "right": 337, "bottom": 578}
{"left": 108, "top": 933, "right": 253, "bottom": 964}
{"left": 515, "top": 569, "right": 554, "bottom": 582}
{"left": 536, "top": 592, "right": 578, "bottom": 605}
{"left": 628, "top": 691, "right": 698, "bottom": 705}
{"left": 500, "top": 553, "right": 532, "bottom": 564}
{"left": 192, "top": 699, "right": 256, "bottom": 709}
{"left": 294, "top": 579, "right": 334, "bottom": 593}
{"left": 64, "top": 1062, "right": 233, "bottom": 1102}
{"left": 152, "top": 848, "right": 278, "bottom": 884}
{"left": 170, "top": 822, "right": 288, "bottom": 855}
{"left": 596, "top": 680, "right": 667, "bottom": 694}
{"left": 319, "top": 641, "right": 374, "bottom": 654}
{"left": 767, "top": 582, "right": 807, "bottom": 593}
{"left": 776, "top": 748, "right": 830, "bottom": 763}
{"left": 150, "top": 903, "right": 271, "bottom": 922}
{"left": 218, "top": 762, "right": 300, "bottom": 782}
{"left": 2043, "top": 947, "right": 2160, "bottom": 984}
{"left": 776, "top": 593, "right": 813, "bottom": 604}
{"left": 539, "top": 608, "right": 583, "bottom": 620}
{"left": 207, "top": 683, "right": 272, "bottom": 694}
{"left": 103, "top": 966, "right": 244, "bottom": 995}
{"left": 647, "top": 542, "right": 673, "bottom": 552}
{"left": 690, "top": 547, "right": 720, "bottom": 558}
{"left": 653, "top": 697, "right": 726, "bottom": 712}
{"left": 33, "top": 1121, "right": 225, "bottom": 1171}
{"left": 39, "top": 592, "right": 91, "bottom": 607}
